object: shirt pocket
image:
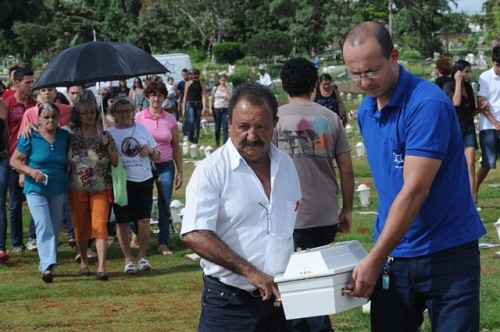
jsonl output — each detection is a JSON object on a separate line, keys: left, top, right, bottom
{"left": 270, "top": 200, "right": 298, "bottom": 239}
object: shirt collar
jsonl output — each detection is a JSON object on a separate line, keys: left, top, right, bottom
{"left": 491, "top": 68, "right": 500, "bottom": 79}
{"left": 227, "top": 139, "right": 279, "bottom": 172}
{"left": 365, "top": 65, "right": 412, "bottom": 120}
{"left": 144, "top": 108, "right": 166, "bottom": 119}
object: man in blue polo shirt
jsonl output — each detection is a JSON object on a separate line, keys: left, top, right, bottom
{"left": 342, "top": 22, "right": 485, "bottom": 331}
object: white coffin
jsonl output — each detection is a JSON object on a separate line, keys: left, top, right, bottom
{"left": 275, "top": 241, "right": 368, "bottom": 320}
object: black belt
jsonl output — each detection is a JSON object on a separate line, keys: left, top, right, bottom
{"left": 204, "top": 275, "right": 261, "bottom": 298}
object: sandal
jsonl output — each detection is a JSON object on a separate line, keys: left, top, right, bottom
{"left": 79, "top": 266, "right": 91, "bottom": 276}
{"left": 96, "top": 272, "right": 109, "bottom": 281}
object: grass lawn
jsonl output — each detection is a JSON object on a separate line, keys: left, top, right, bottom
{"left": 1, "top": 112, "right": 500, "bottom": 332}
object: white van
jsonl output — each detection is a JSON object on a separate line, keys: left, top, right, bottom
{"left": 153, "top": 53, "right": 192, "bottom": 82}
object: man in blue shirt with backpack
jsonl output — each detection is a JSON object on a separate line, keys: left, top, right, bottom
{"left": 342, "top": 22, "right": 485, "bottom": 331}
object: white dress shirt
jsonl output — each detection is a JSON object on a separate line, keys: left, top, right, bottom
{"left": 181, "top": 139, "right": 301, "bottom": 291}
{"left": 478, "top": 68, "right": 500, "bottom": 130}
{"left": 257, "top": 73, "right": 273, "bottom": 88}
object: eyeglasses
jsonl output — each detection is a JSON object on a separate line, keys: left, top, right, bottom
{"left": 348, "top": 68, "right": 384, "bottom": 82}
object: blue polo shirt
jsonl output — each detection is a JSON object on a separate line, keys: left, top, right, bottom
{"left": 17, "top": 128, "right": 69, "bottom": 198}
{"left": 358, "top": 66, "right": 485, "bottom": 258}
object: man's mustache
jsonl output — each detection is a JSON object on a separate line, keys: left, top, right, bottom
{"left": 239, "top": 140, "right": 266, "bottom": 147}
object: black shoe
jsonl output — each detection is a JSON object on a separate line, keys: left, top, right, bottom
{"left": 42, "top": 270, "right": 53, "bottom": 283}
{"left": 96, "top": 272, "right": 109, "bottom": 281}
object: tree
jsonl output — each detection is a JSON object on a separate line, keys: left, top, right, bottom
{"left": 392, "top": 0, "right": 457, "bottom": 57}
{"left": 12, "top": 22, "right": 50, "bottom": 64}
{"left": 213, "top": 42, "right": 245, "bottom": 64}
{"left": 246, "top": 30, "right": 292, "bottom": 60}
{"left": 483, "top": 0, "right": 500, "bottom": 46}
{"left": 0, "top": 0, "right": 47, "bottom": 58}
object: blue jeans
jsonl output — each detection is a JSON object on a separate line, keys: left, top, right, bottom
{"left": 26, "top": 193, "right": 65, "bottom": 272}
{"left": 155, "top": 161, "right": 175, "bottom": 246}
{"left": 289, "top": 225, "right": 338, "bottom": 332}
{"left": 479, "top": 129, "right": 500, "bottom": 169}
{"left": 371, "top": 241, "right": 480, "bottom": 332}
{"left": 28, "top": 194, "right": 74, "bottom": 240}
{"left": 184, "top": 101, "right": 202, "bottom": 143}
{"left": 213, "top": 108, "right": 229, "bottom": 146}
{"left": 0, "top": 164, "right": 25, "bottom": 250}
{"left": 199, "top": 276, "right": 289, "bottom": 332}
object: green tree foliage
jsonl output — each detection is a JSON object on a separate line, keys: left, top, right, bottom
{"left": 392, "top": 0, "right": 456, "bottom": 57}
{"left": 246, "top": 30, "right": 293, "bottom": 60}
{"left": 483, "top": 0, "right": 500, "bottom": 46}
{"left": 213, "top": 42, "right": 245, "bottom": 64}
{"left": 0, "top": 0, "right": 478, "bottom": 67}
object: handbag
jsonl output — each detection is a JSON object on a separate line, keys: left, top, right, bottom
{"left": 111, "top": 158, "right": 128, "bottom": 206}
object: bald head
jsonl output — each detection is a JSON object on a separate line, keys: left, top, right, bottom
{"left": 343, "top": 22, "right": 393, "bottom": 59}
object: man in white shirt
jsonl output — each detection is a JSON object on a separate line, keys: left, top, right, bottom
{"left": 476, "top": 45, "right": 500, "bottom": 200}
{"left": 181, "top": 83, "right": 301, "bottom": 332}
{"left": 257, "top": 64, "right": 273, "bottom": 89}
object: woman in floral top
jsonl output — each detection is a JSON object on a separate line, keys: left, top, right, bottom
{"left": 68, "top": 91, "right": 118, "bottom": 280}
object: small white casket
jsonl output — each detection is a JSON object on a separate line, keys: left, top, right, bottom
{"left": 275, "top": 241, "right": 368, "bottom": 320}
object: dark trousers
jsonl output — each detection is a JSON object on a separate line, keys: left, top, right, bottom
{"left": 213, "top": 108, "right": 229, "bottom": 146}
{"left": 371, "top": 241, "right": 480, "bottom": 332}
{"left": 184, "top": 101, "right": 202, "bottom": 143}
{"left": 288, "top": 225, "right": 338, "bottom": 332}
{"left": 199, "top": 276, "right": 290, "bottom": 332}
{"left": 0, "top": 165, "right": 24, "bottom": 250}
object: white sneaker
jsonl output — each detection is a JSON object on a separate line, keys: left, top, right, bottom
{"left": 26, "top": 239, "right": 37, "bottom": 251}
{"left": 123, "top": 262, "right": 137, "bottom": 274}
{"left": 137, "top": 257, "right": 152, "bottom": 272}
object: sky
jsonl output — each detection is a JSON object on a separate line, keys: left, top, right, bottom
{"left": 453, "top": 0, "right": 485, "bottom": 14}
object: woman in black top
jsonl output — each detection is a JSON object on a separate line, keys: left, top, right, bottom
{"left": 182, "top": 69, "right": 206, "bottom": 143}
{"left": 442, "top": 60, "right": 477, "bottom": 197}
{"left": 314, "top": 74, "right": 347, "bottom": 126}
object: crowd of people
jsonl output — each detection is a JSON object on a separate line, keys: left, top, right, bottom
{"left": 0, "top": 68, "right": 201, "bottom": 280}
{"left": 0, "top": 20, "right": 498, "bottom": 332}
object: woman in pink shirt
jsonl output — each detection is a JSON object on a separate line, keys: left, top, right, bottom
{"left": 135, "top": 81, "right": 183, "bottom": 256}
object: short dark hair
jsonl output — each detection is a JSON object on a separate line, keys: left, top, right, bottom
{"left": 318, "top": 73, "right": 333, "bottom": 83}
{"left": 492, "top": 45, "right": 500, "bottom": 63}
{"left": 344, "top": 21, "right": 393, "bottom": 59}
{"left": 281, "top": 57, "right": 318, "bottom": 97}
{"left": 67, "top": 85, "right": 83, "bottom": 91}
{"left": 13, "top": 67, "right": 34, "bottom": 82}
{"left": 182, "top": 68, "right": 189, "bottom": 73}
{"left": 191, "top": 69, "right": 200, "bottom": 76}
{"left": 144, "top": 80, "right": 168, "bottom": 97}
{"left": 228, "top": 83, "right": 278, "bottom": 122}
{"left": 9, "top": 64, "right": 24, "bottom": 76}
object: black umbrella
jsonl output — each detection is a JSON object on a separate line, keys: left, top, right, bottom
{"left": 34, "top": 41, "right": 168, "bottom": 89}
